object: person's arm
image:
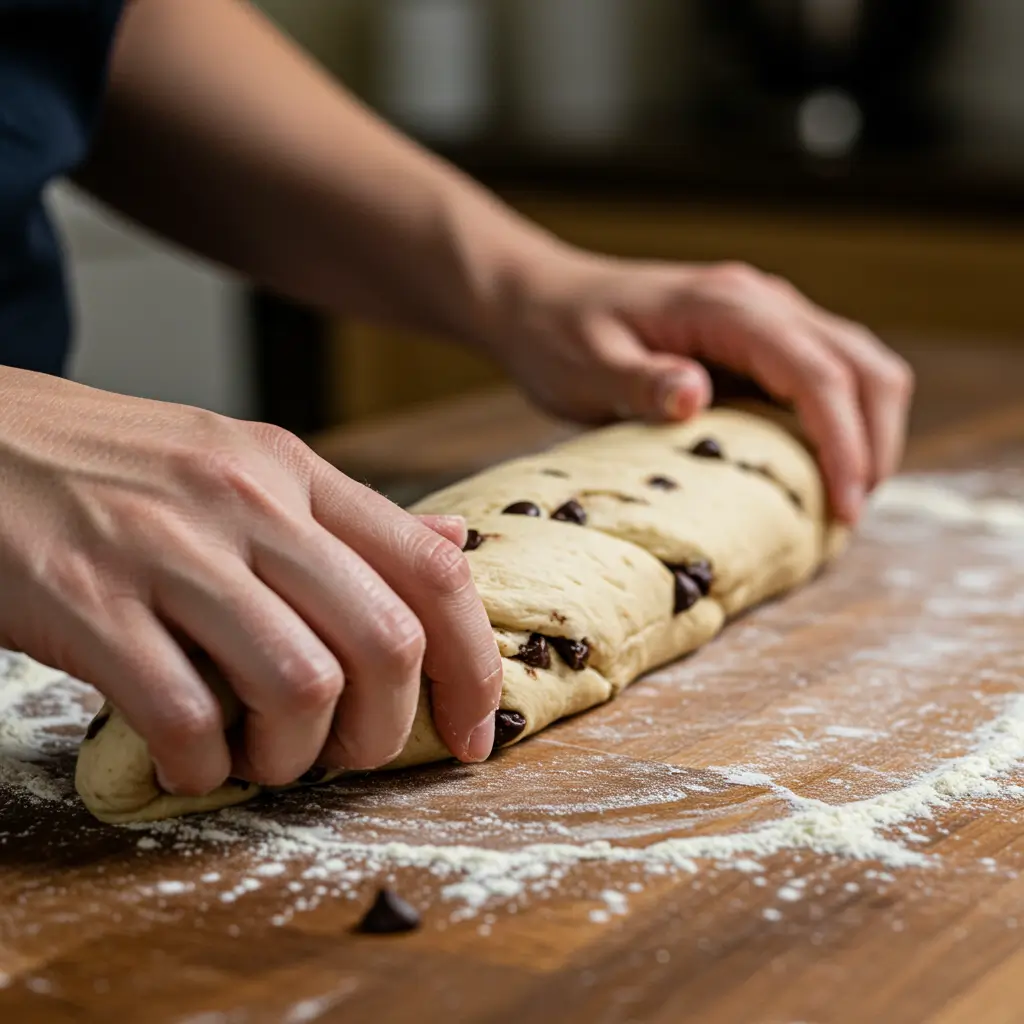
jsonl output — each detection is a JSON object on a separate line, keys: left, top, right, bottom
{"left": 79, "top": 0, "right": 913, "bottom": 523}
{"left": 78, "top": 0, "right": 556, "bottom": 347}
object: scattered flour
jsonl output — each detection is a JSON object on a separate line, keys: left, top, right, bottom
{"left": 872, "top": 478, "right": 1024, "bottom": 532}
{"left": 2, "top": 471, "right": 1024, "bottom": 938}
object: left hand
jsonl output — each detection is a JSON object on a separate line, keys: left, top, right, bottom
{"left": 479, "top": 248, "right": 914, "bottom": 525}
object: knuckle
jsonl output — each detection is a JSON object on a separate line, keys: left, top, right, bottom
{"left": 807, "top": 356, "right": 856, "bottom": 397}
{"left": 412, "top": 532, "right": 473, "bottom": 597}
{"left": 189, "top": 448, "right": 278, "bottom": 511}
{"left": 710, "top": 260, "right": 760, "bottom": 289}
{"left": 249, "top": 421, "right": 312, "bottom": 468}
{"left": 37, "top": 549, "right": 108, "bottom": 609}
{"left": 883, "top": 355, "right": 915, "bottom": 397}
{"left": 153, "top": 696, "right": 221, "bottom": 749}
{"left": 372, "top": 607, "right": 426, "bottom": 677}
{"left": 277, "top": 654, "right": 345, "bottom": 712}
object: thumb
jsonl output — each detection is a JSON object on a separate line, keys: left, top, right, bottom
{"left": 589, "top": 316, "right": 712, "bottom": 422}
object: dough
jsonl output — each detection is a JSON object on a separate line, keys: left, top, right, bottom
{"left": 75, "top": 403, "right": 846, "bottom": 823}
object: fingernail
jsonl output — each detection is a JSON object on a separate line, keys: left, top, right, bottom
{"left": 431, "top": 514, "right": 468, "bottom": 547}
{"left": 657, "top": 369, "right": 703, "bottom": 419}
{"left": 464, "top": 713, "right": 496, "bottom": 763}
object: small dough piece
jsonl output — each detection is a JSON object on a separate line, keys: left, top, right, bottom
{"left": 75, "top": 402, "right": 842, "bottom": 824}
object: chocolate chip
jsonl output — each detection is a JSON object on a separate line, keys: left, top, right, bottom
{"left": 515, "top": 632, "right": 551, "bottom": 670}
{"left": 540, "top": 468, "right": 569, "bottom": 478}
{"left": 299, "top": 765, "right": 328, "bottom": 785}
{"left": 551, "top": 499, "right": 587, "bottom": 525}
{"left": 502, "top": 501, "right": 542, "bottom": 517}
{"left": 683, "top": 559, "right": 714, "bottom": 596}
{"left": 646, "top": 475, "right": 678, "bottom": 491}
{"left": 689, "top": 438, "right": 723, "bottom": 459}
{"left": 225, "top": 777, "right": 252, "bottom": 790}
{"left": 355, "top": 888, "right": 421, "bottom": 935}
{"left": 492, "top": 709, "right": 527, "bottom": 752}
{"left": 672, "top": 570, "right": 702, "bottom": 613}
{"left": 738, "top": 460, "right": 776, "bottom": 481}
{"left": 84, "top": 712, "right": 110, "bottom": 741}
{"left": 787, "top": 489, "right": 805, "bottom": 510}
{"left": 550, "top": 636, "right": 590, "bottom": 670}
{"left": 462, "top": 528, "right": 484, "bottom": 552}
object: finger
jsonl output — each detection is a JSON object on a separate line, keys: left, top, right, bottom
{"left": 309, "top": 465, "right": 501, "bottom": 762}
{"left": 415, "top": 513, "right": 468, "bottom": 549}
{"left": 250, "top": 518, "right": 427, "bottom": 770}
{"left": 59, "top": 599, "right": 231, "bottom": 796}
{"left": 742, "top": 325, "right": 872, "bottom": 523}
{"left": 155, "top": 556, "right": 344, "bottom": 787}
{"left": 584, "top": 313, "right": 713, "bottom": 422}
{"left": 815, "top": 316, "right": 914, "bottom": 488}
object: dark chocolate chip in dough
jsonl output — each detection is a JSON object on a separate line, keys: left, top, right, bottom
{"left": 689, "top": 437, "right": 724, "bottom": 460}
{"left": 672, "top": 570, "right": 702, "bottom": 613}
{"left": 299, "top": 765, "right": 328, "bottom": 785}
{"left": 550, "top": 636, "right": 590, "bottom": 671}
{"left": 646, "top": 475, "right": 678, "bottom": 491}
{"left": 515, "top": 632, "right": 552, "bottom": 670}
{"left": 225, "top": 777, "right": 252, "bottom": 790}
{"left": 492, "top": 709, "right": 528, "bottom": 752}
{"left": 551, "top": 499, "right": 587, "bottom": 525}
{"left": 738, "top": 460, "right": 776, "bottom": 482}
{"left": 683, "top": 559, "right": 714, "bottom": 596}
{"left": 502, "top": 501, "right": 542, "bottom": 517}
{"left": 84, "top": 712, "right": 110, "bottom": 741}
{"left": 787, "top": 488, "right": 805, "bottom": 511}
{"left": 540, "top": 468, "right": 570, "bottom": 478}
{"left": 355, "top": 888, "right": 421, "bottom": 935}
{"left": 462, "top": 528, "right": 484, "bottom": 552}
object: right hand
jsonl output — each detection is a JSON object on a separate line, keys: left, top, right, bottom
{"left": 0, "top": 367, "right": 501, "bottom": 795}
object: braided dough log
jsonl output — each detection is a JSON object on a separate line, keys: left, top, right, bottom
{"left": 75, "top": 404, "right": 845, "bottom": 823}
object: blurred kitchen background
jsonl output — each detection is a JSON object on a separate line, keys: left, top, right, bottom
{"left": 54, "top": 0, "right": 1024, "bottom": 457}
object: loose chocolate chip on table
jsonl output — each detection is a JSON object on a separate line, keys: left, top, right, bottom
{"left": 550, "top": 636, "right": 590, "bottom": 671}
{"left": 551, "top": 499, "right": 587, "bottom": 525}
{"left": 462, "top": 528, "right": 484, "bottom": 552}
{"left": 502, "top": 500, "right": 542, "bottom": 517}
{"left": 355, "top": 888, "right": 421, "bottom": 935}
{"left": 515, "top": 632, "right": 552, "bottom": 670}
{"left": 682, "top": 559, "right": 714, "bottom": 596}
{"left": 299, "top": 765, "right": 328, "bottom": 785}
{"left": 84, "top": 713, "right": 110, "bottom": 741}
{"left": 492, "top": 709, "right": 528, "bottom": 752}
{"left": 689, "top": 437, "right": 724, "bottom": 459}
{"left": 646, "top": 475, "right": 678, "bottom": 491}
{"left": 540, "top": 468, "right": 569, "bottom": 478}
{"left": 672, "top": 570, "right": 702, "bottom": 613}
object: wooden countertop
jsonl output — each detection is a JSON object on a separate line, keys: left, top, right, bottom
{"left": 2, "top": 347, "right": 1024, "bottom": 1024}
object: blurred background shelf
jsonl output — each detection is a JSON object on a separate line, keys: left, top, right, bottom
{"left": 56, "top": 0, "right": 1024, "bottom": 441}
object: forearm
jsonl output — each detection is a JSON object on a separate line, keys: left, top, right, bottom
{"left": 78, "top": 0, "right": 565, "bottom": 343}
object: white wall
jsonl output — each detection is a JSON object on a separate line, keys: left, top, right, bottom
{"left": 50, "top": 184, "right": 255, "bottom": 420}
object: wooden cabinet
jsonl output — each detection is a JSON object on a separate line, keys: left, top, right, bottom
{"left": 329, "top": 197, "right": 1024, "bottom": 424}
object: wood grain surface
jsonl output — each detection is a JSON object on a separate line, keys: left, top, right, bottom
{"left": 2, "top": 348, "right": 1024, "bottom": 1024}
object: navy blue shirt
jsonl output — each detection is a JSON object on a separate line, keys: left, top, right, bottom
{"left": 0, "top": 0, "right": 124, "bottom": 374}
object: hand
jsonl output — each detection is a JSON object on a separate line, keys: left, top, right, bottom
{"left": 482, "top": 250, "right": 914, "bottom": 524}
{"left": 0, "top": 368, "right": 500, "bottom": 795}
